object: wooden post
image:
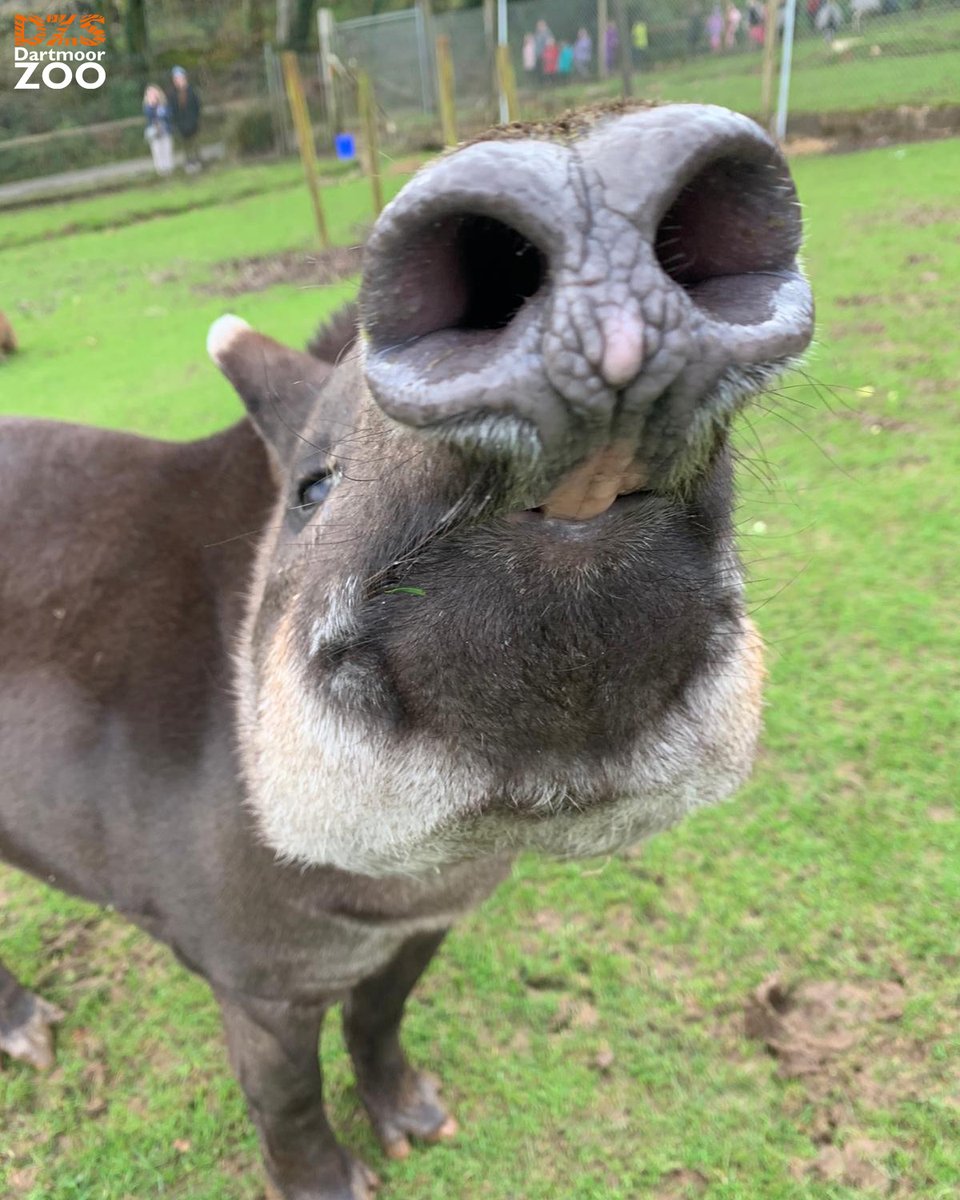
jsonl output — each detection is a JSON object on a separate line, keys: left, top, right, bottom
{"left": 760, "top": 0, "right": 780, "bottom": 128}
{"left": 613, "top": 0, "right": 633, "bottom": 97}
{"left": 357, "top": 71, "right": 384, "bottom": 216}
{"left": 280, "top": 51, "right": 331, "bottom": 249}
{"left": 597, "top": 0, "right": 608, "bottom": 77}
{"left": 495, "top": 43, "right": 518, "bottom": 123}
{"left": 435, "top": 35, "right": 458, "bottom": 146}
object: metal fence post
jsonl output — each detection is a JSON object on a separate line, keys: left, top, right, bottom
{"left": 496, "top": 0, "right": 511, "bottom": 123}
{"left": 775, "top": 0, "right": 798, "bottom": 141}
{"left": 317, "top": 8, "right": 339, "bottom": 139}
{"left": 414, "top": 4, "right": 433, "bottom": 114}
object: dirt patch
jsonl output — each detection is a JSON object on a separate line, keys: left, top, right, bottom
{"left": 834, "top": 293, "right": 882, "bottom": 308}
{"left": 745, "top": 975, "right": 906, "bottom": 1082}
{"left": 793, "top": 1138, "right": 894, "bottom": 1191}
{"left": 195, "top": 244, "right": 364, "bottom": 297}
{"left": 888, "top": 204, "right": 960, "bottom": 230}
{"left": 784, "top": 136, "right": 835, "bottom": 157}
{"left": 655, "top": 1167, "right": 709, "bottom": 1197}
{"left": 741, "top": 973, "right": 936, "bottom": 1192}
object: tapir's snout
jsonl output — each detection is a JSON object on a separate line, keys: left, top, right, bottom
{"left": 361, "top": 103, "right": 813, "bottom": 510}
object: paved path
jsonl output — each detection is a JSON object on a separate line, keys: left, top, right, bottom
{"left": 0, "top": 142, "right": 225, "bottom": 207}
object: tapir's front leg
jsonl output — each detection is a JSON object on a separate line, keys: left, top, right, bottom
{"left": 343, "top": 930, "right": 457, "bottom": 1161}
{"left": 216, "top": 990, "right": 379, "bottom": 1200}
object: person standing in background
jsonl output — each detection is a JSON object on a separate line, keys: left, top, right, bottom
{"left": 558, "top": 39, "right": 574, "bottom": 78}
{"left": 724, "top": 0, "right": 742, "bottom": 46}
{"left": 707, "top": 4, "right": 724, "bottom": 50}
{"left": 631, "top": 18, "right": 649, "bottom": 65}
{"left": 143, "top": 85, "right": 174, "bottom": 178}
{"left": 573, "top": 26, "right": 593, "bottom": 76}
{"left": 522, "top": 32, "right": 537, "bottom": 77}
{"left": 169, "top": 65, "right": 202, "bottom": 174}
{"left": 688, "top": 2, "right": 704, "bottom": 51}
{"left": 541, "top": 36, "right": 559, "bottom": 81}
{"left": 533, "top": 20, "right": 553, "bottom": 80}
{"left": 605, "top": 20, "right": 619, "bottom": 71}
{"left": 747, "top": 0, "right": 766, "bottom": 46}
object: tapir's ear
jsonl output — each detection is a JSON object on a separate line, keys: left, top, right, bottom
{"left": 207, "top": 314, "right": 333, "bottom": 460}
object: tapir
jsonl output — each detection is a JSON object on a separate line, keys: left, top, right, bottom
{"left": 0, "top": 103, "right": 813, "bottom": 1199}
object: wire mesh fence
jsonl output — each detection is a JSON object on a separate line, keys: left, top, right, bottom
{"left": 332, "top": 0, "right": 960, "bottom": 131}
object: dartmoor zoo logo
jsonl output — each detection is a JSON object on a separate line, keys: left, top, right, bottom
{"left": 13, "top": 12, "right": 107, "bottom": 90}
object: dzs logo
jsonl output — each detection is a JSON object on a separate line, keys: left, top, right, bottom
{"left": 13, "top": 12, "right": 108, "bottom": 90}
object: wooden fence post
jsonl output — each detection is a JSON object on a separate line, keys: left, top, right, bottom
{"left": 280, "top": 51, "right": 331, "bottom": 249}
{"left": 357, "top": 71, "right": 384, "bottom": 216}
{"left": 495, "top": 44, "right": 518, "bottom": 123}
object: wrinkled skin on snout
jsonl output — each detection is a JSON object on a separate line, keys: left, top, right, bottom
{"left": 214, "top": 102, "right": 813, "bottom": 878}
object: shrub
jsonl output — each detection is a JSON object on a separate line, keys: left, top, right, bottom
{"left": 226, "top": 104, "right": 277, "bottom": 158}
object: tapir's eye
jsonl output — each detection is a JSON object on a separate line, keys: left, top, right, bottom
{"left": 296, "top": 470, "right": 335, "bottom": 511}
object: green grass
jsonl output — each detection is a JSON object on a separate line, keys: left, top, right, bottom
{"left": 2, "top": 139, "right": 959, "bottom": 1200}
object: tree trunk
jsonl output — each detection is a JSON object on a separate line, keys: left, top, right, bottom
{"left": 284, "top": 0, "right": 318, "bottom": 48}
{"left": 245, "top": 0, "right": 267, "bottom": 43}
{"left": 125, "top": 0, "right": 149, "bottom": 64}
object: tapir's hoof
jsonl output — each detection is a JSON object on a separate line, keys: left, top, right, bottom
{"left": 349, "top": 1158, "right": 380, "bottom": 1198}
{"left": 263, "top": 1155, "right": 379, "bottom": 1200}
{"left": 0, "top": 994, "right": 66, "bottom": 1071}
{"left": 363, "top": 1069, "right": 458, "bottom": 1160}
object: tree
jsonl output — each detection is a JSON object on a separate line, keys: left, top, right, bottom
{"left": 286, "top": 0, "right": 320, "bottom": 47}
{"left": 124, "top": 0, "right": 149, "bottom": 62}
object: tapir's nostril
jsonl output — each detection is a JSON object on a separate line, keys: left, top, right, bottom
{"left": 654, "top": 153, "right": 802, "bottom": 290}
{"left": 369, "top": 212, "right": 548, "bottom": 349}
{"left": 454, "top": 215, "right": 547, "bottom": 331}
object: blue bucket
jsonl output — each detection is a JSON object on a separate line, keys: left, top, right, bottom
{"left": 334, "top": 133, "right": 356, "bottom": 161}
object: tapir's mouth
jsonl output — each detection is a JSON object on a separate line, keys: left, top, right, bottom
{"left": 505, "top": 491, "right": 649, "bottom": 533}
{"left": 529, "top": 441, "right": 649, "bottom": 521}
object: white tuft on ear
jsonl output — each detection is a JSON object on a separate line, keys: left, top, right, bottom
{"left": 207, "top": 314, "right": 251, "bottom": 365}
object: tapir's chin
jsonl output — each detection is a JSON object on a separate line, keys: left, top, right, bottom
{"left": 236, "top": 607, "right": 765, "bottom": 878}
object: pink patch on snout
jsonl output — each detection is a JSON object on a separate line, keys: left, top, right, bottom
{"left": 599, "top": 312, "right": 645, "bottom": 390}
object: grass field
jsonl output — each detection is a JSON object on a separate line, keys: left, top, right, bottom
{"left": 1, "top": 138, "right": 958, "bottom": 1200}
